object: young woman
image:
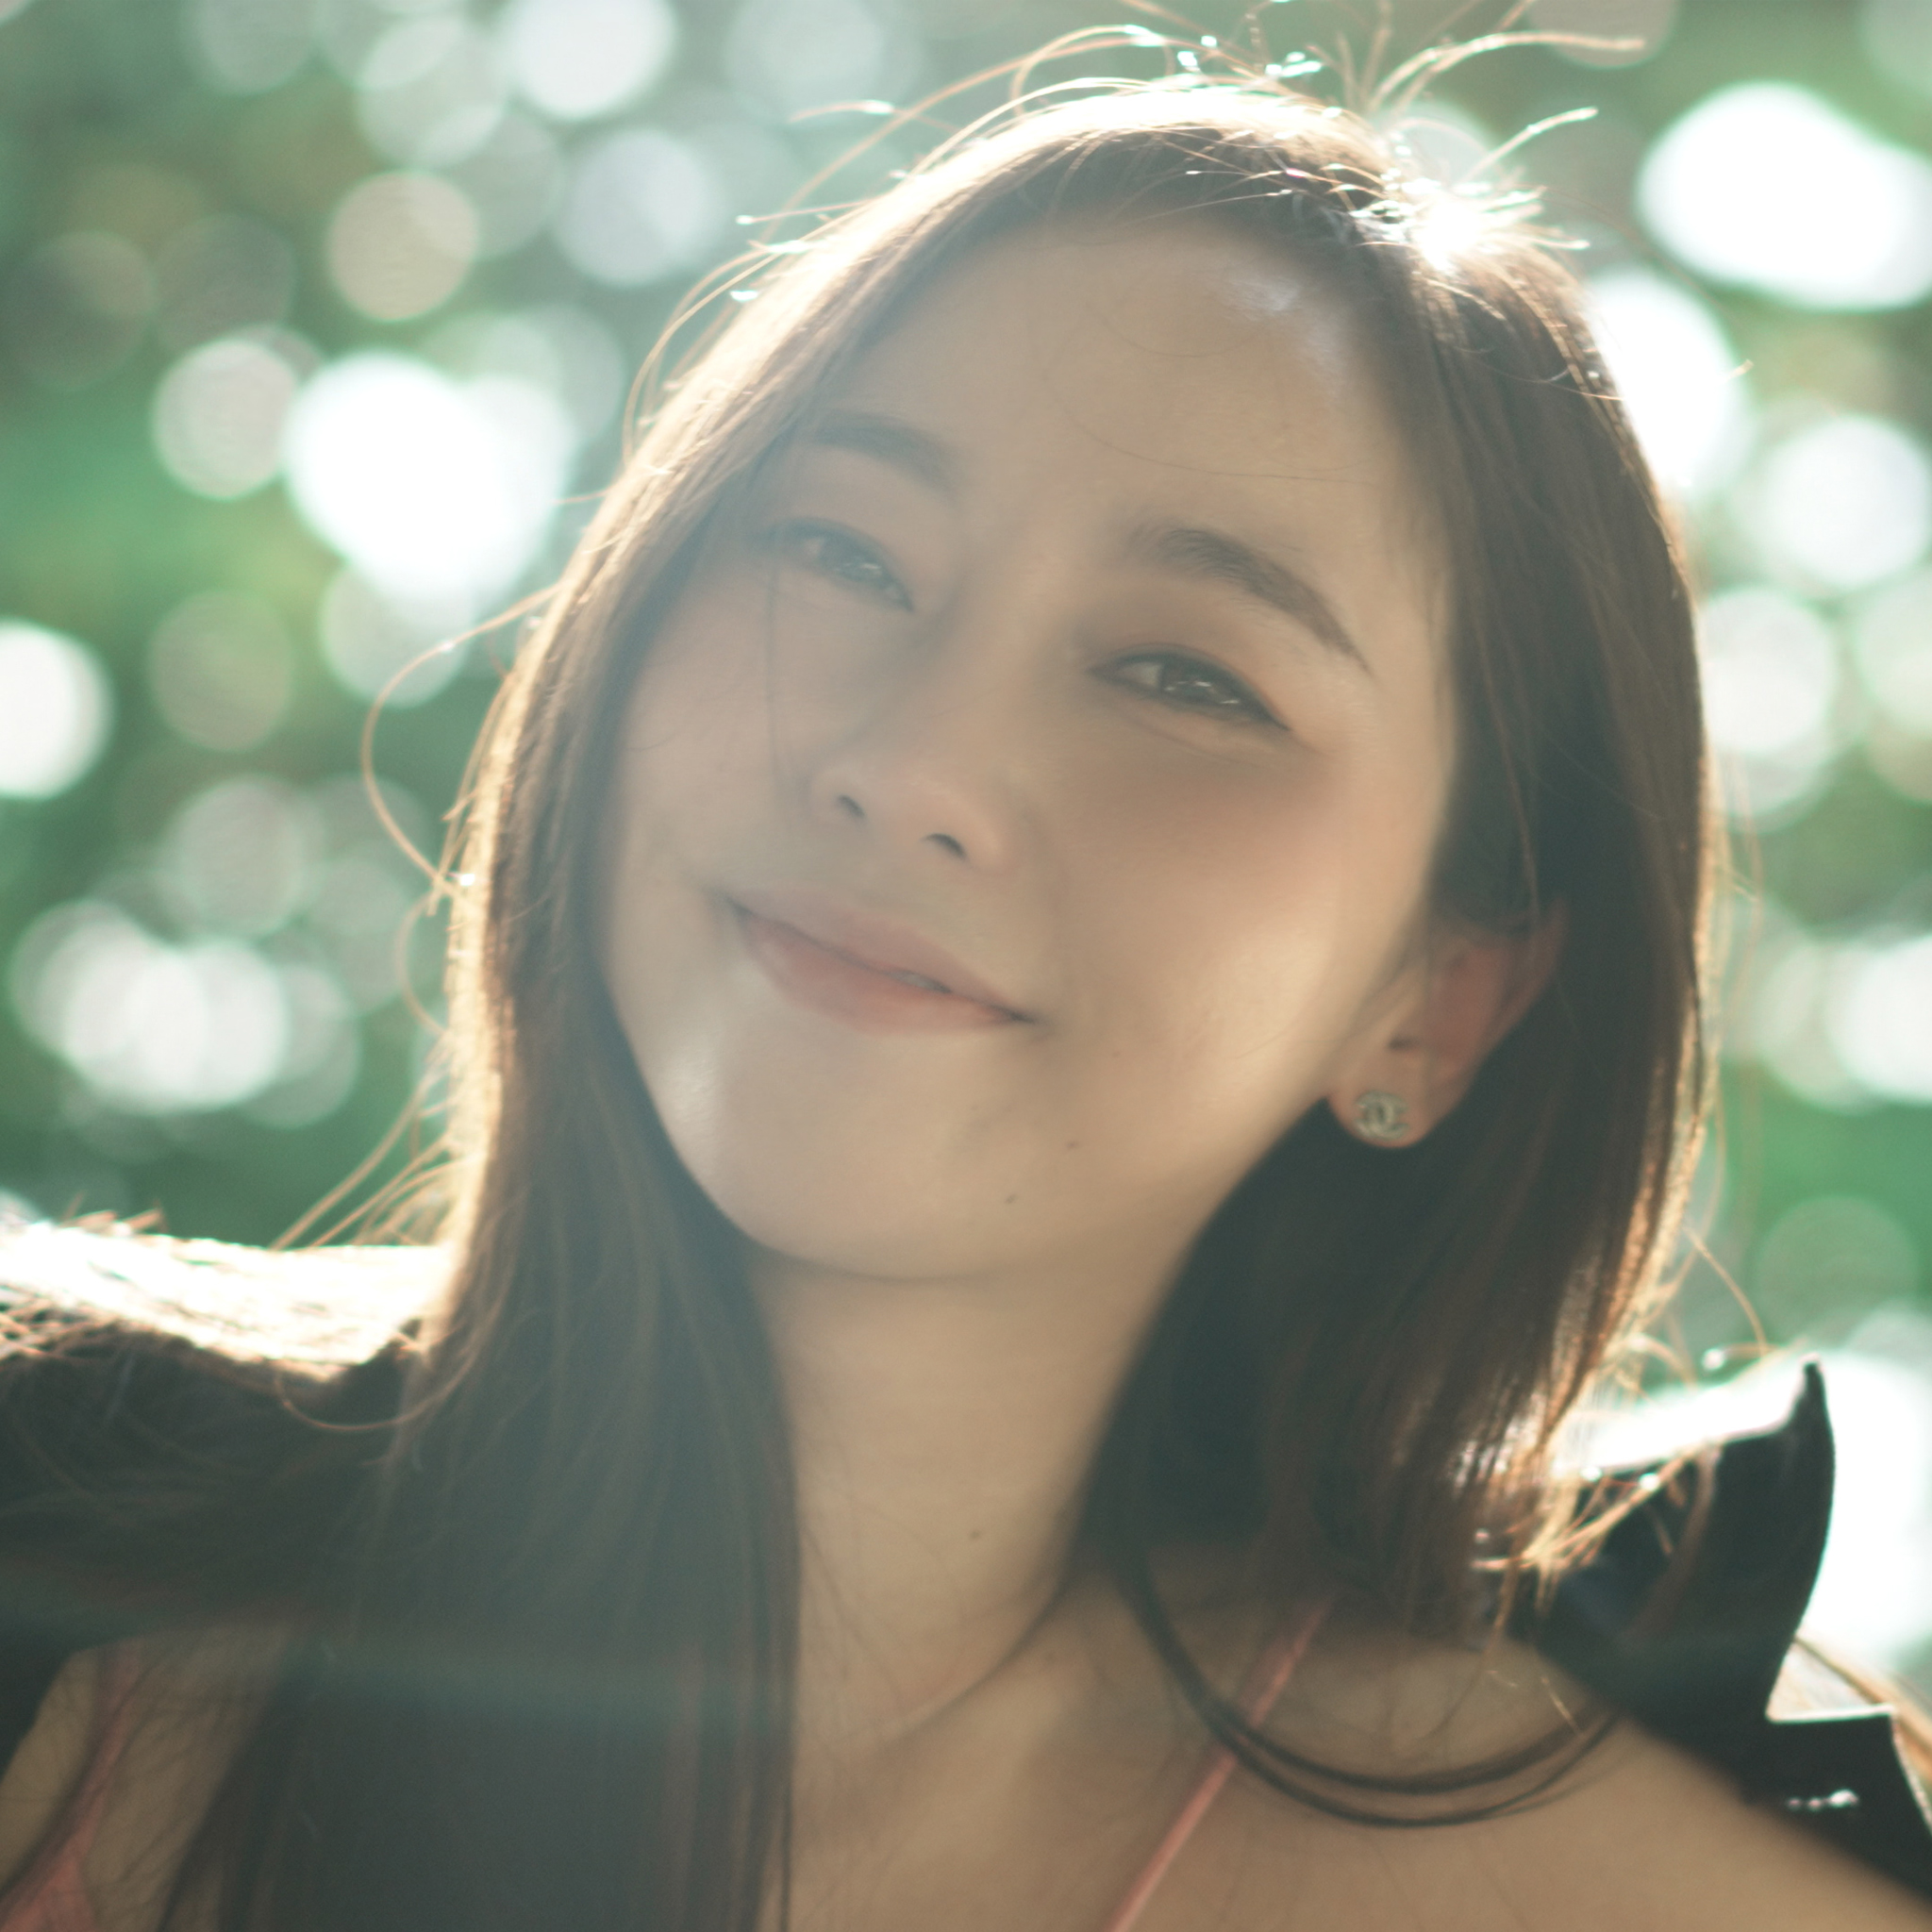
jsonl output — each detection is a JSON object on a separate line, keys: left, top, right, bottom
{"left": 0, "top": 70, "right": 1926, "bottom": 1932}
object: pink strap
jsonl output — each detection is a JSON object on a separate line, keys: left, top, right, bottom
{"left": 1097, "top": 1598, "right": 1331, "bottom": 1932}
{"left": 0, "top": 1645, "right": 140, "bottom": 1932}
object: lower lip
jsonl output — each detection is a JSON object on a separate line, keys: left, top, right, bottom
{"left": 732, "top": 907, "right": 1018, "bottom": 1034}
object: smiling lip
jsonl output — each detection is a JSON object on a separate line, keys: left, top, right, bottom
{"left": 727, "top": 888, "right": 1026, "bottom": 1032}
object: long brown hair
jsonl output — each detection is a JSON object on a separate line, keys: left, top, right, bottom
{"left": 0, "top": 75, "right": 1708, "bottom": 1931}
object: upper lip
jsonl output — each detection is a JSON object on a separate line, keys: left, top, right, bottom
{"left": 728, "top": 885, "right": 1028, "bottom": 1018}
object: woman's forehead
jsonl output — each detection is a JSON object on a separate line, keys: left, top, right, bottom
{"left": 821, "top": 224, "right": 1424, "bottom": 512}
{"left": 848, "top": 219, "right": 1370, "bottom": 413}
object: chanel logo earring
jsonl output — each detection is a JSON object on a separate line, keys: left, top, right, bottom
{"left": 1353, "top": 1091, "right": 1408, "bottom": 1144}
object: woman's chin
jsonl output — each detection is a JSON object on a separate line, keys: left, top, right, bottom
{"left": 706, "top": 1175, "right": 1034, "bottom": 1288}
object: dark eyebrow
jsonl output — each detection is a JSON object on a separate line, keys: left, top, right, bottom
{"left": 790, "top": 417, "right": 1369, "bottom": 674}
{"left": 803, "top": 408, "right": 959, "bottom": 497}
{"left": 1130, "top": 521, "right": 1371, "bottom": 675}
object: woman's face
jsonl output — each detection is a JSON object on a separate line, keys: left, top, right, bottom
{"left": 602, "top": 219, "right": 1454, "bottom": 1285}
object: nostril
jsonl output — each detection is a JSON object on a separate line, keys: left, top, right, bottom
{"left": 925, "top": 833, "right": 966, "bottom": 859}
{"left": 835, "top": 794, "right": 865, "bottom": 821}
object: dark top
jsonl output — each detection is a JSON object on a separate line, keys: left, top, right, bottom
{"left": 0, "top": 1313, "right": 1923, "bottom": 1898}
{"left": 1524, "top": 1362, "right": 1932, "bottom": 1898}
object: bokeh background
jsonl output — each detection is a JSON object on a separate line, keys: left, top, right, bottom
{"left": 2, "top": 0, "right": 1929, "bottom": 1678}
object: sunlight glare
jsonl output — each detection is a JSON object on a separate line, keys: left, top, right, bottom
{"left": 283, "top": 351, "right": 574, "bottom": 608}
{"left": 1639, "top": 83, "right": 1932, "bottom": 309}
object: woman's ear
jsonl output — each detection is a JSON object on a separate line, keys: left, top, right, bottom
{"left": 1325, "top": 907, "right": 1567, "bottom": 1148}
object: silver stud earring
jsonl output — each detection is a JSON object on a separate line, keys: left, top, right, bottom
{"left": 1353, "top": 1091, "right": 1408, "bottom": 1143}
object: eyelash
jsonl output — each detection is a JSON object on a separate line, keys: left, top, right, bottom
{"left": 758, "top": 520, "right": 1278, "bottom": 728}
{"left": 759, "top": 520, "right": 912, "bottom": 610}
{"left": 1108, "top": 653, "right": 1280, "bottom": 726}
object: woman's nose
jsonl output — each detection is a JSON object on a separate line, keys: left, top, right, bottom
{"left": 799, "top": 642, "right": 1024, "bottom": 873}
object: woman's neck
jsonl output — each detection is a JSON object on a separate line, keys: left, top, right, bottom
{"left": 751, "top": 1235, "right": 1187, "bottom": 1768}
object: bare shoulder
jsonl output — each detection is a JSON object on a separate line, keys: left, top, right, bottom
{"left": 81, "top": 1627, "right": 279, "bottom": 1928}
{"left": 0, "top": 1647, "right": 101, "bottom": 1888}
{"left": 0, "top": 1628, "right": 282, "bottom": 1930}
{"left": 1518, "top": 1715, "right": 1932, "bottom": 1930}
{"left": 1192, "top": 1623, "right": 1932, "bottom": 1932}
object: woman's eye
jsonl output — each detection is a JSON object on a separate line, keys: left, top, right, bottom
{"left": 1110, "top": 653, "right": 1277, "bottom": 724}
{"left": 762, "top": 521, "right": 911, "bottom": 610}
